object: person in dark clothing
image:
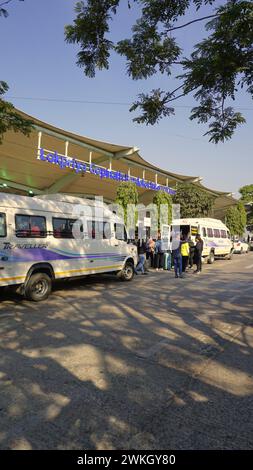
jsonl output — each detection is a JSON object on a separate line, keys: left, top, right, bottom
{"left": 188, "top": 238, "right": 195, "bottom": 269}
{"left": 172, "top": 233, "right": 183, "bottom": 278}
{"left": 154, "top": 234, "right": 164, "bottom": 271}
{"left": 194, "top": 234, "right": 204, "bottom": 274}
{"left": 135, "top": 239, "right": 148, "bottom": 275}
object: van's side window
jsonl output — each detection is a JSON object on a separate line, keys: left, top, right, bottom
{"left": 53, "top": 218, "right": 76, "bottom": 238}
{"left": 0, "top": 213, "right": 6, "bottom": 237}
{"left": 101, "top": 221, "right": 111, "bottom": 239}
{"left": 114, "top": 223, "right": 127, "bottom": 241}
{"left": 220, "top": 230, "right": 227, "bottom": 238}
{"left": 227, "top": 231, "right": 231, "bottom": 239}
{"left": 16, "top": 215, "right": 47, "bottom": 238}
{"left": 202, "top": 227, "right": 207, "bottom": 237}
{"left": 207, "top": 228, "right": 213, "bottom": 237}
{"left": 87, "top": 220, "right": 95, "bottom": 239}
{"left": 213, "top": 229, "right": 220, "bottom": 238}
{"left": 87, "top": 220, "right": 111, "bottom": 239}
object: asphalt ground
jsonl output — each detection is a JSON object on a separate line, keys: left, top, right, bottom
{"left": 0, "top": 253, "right": 253, "bottom": 450}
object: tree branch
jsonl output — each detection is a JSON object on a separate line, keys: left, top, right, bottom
{"left": 164, "top": 85, "right": 199, "bottom": 104}
{"left": 165, "top": 91, "right": 188, "bottom": 103}
{"left": 162, "top": 84, "right": 191, "bottom": 103}
{"left": 0, "top": 0, "right": 12, "bottom": 8}
{"left": 170, "top": 84, "right": 185, "bottom": 95}
{"left": 166, "top": 14, "right": 219, "bottom": 33}
{"left": 160, "top": 60, "right": 184, "bottom": 66}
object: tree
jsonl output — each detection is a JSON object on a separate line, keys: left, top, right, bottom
{"left": 237, "top": 201, "right": 247, "bottom": 235}
{"left": 239, "top": 184, "right": 253, "bottom": 226}
{"left": 225, "top": 201, "right": 247, "bottom": 236}
{"left": 0, "top": 0, "right": 33, "bottom": 144}
{"left": 172, "top": 183, "right": 215, "bottom": 217}
{"left": 247, "top": 207, "right": 253, "bottom": 226}
{"left": 0, "top": 81, "right": 33, "bottom": 144}
{"left": 65, "top": 0, "right": 253, "bottom": 143}
{"left": 153, "top": 191, "right": 172, "bottom": 228}
{"left": 115, "top": 181, "right": 139, "bottom": 223}
{"left": 239, "top": 184, "right": 253, "bottom": 203}
{"left": 225, "top": 206, "right": 239, "bottom": 235}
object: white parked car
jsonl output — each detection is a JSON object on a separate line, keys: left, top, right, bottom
{"left": 233, "top": 239, "right": 249, "bottom": 254}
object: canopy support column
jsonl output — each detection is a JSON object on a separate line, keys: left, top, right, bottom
{"left": 37, "top": 131, "right": 42, "bottom": 159}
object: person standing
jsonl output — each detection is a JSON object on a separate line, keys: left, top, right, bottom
{"left": 146, "top": 236, "right": 155, "bottom": 268}
{"left": 163, "top": 238, "right": 172, "bottom": 271}
{"left": 167, "top": 237, "right": 172, "bottom": 271}
{"left": 188, "top": 237, "right": 195, "bottom": 269}
{"left": 194, "top": 234, "right": 204, "bottom": 274}
{"left": 172, "top": 232, "right": 183, "bottom": 278}
{"left": 181, "top": 236, "right": 189, "bottom": 272}
{"left": 155, "top": 234, "right": 164, "bottom": 271}
{"left": 135, "top": 239, "right": 148, "bottom": 275}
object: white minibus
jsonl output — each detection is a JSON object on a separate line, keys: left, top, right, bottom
{"left": 172, "top": 217, "right": 233, "bottom": 264}
{"left": 0, "top": 194, "right": 137, "bottom": 301}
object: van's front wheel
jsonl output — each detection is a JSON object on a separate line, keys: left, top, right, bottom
{"left": 25, "top": 273, "right": 52, "bottom": 301}
{"left": 119, "top": 262, "right": 134, "bottom": 281}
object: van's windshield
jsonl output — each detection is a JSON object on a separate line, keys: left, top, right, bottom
{"left": 114, "top": 223, "right": 128, "bottom": 241}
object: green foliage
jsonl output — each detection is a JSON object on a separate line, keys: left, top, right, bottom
{"left": 239, "top": 184, "right": 253, "bottom": 203}
{"left": 153, "top": 191, "right": 172, "bottom": 227}
{"left": 115, "top": 181, "right": 139, "bottom": 223}
{"left": 239, "top": 184, "right": 253, "bottom": 225}
{"left": 116, "top": 23, "right": 181, "bottom": 80}
{"left": 172, "top": 183, "right": 215, "bottom": 217}
{"left": 0, "top": 81, "right": 33, "bottom": 144}
{"left": 65, "top": 0, "right": 117, "bottom": 77}
{"left": 66, "top": 0, "right": 253, "bottom": 142}
{"left": 225, "top": 201, "right": 247, "bottom": 236}
{"left": 225, "top": 207, "right": 238, "bottom": 236}
{"left": 130, "top": 89, "right": 175, "bottom": 125}
{"left": 237, "top": 201, "right": 247, "bottom": 235}
{"left": 247, "top": 207, "right": 253, "bottom": 225}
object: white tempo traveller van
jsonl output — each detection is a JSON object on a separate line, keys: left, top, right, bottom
{"left": 0, "top": 194, "right": 137, "bottom": 301}
{"left": 172, "top": 218, "right": 233, "bottom": 264}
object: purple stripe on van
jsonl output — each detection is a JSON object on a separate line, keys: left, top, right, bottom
{"left": 0, "top": 248, "right": 126, "bottom": 263}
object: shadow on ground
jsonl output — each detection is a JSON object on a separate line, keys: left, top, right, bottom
{"left": 0, "top": 265, "right": 253, "bottom": 449}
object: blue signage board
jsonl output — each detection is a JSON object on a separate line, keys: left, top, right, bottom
{"left": 38, "top": 148, "right": 176, "bottom": 195}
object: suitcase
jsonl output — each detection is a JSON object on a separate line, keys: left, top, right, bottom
{"left": 164, "top": 252, "right": 171, "bottom": 270}
{"left": 164, "top": 253, "right": 172, "bottom": 271}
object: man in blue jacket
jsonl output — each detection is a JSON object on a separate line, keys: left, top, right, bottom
{"left": 172, "top": 232, "right": 183, "bottom": 278}
{"left": 135, "top": 239, "right": 148, "bottom": 275}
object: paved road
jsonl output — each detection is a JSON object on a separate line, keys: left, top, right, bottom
{"left": 0, "top": 253, "right": 253, "bottom": 450}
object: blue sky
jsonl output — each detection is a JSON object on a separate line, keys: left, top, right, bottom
{"left": 1, "top": 0, "right": 253, "bottom": 197}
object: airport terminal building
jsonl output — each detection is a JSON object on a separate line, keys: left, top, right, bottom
{"left": 0, "top": 110, "right": 237, "bottom": 218}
